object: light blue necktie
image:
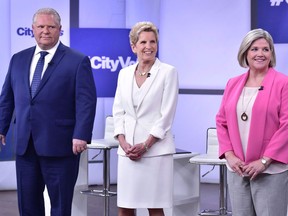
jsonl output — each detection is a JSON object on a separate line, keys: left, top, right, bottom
{"left": 31, "top": 51, "right": 48, "bottom": 97}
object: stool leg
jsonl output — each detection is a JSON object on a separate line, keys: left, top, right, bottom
{"left": 80, "top": 147, "right": 116, "bottom": 197}
{"left": 103, "top": 149, "right": 109, "bottom": 194}
{"left": 219, "top": 165, "right": 228, "bottom": 215}
{"left": 102, "top": 148, "right": 116, "bottom": 197}
{"left": 104, "top": 196, "right": 110, "bottom": 216}
{"left": 102, "top": 149, "right": 111, "bottom": 216}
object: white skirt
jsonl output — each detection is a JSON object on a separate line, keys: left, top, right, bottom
{"left": 117, "top": 154, "right": 173, "bottom": 209}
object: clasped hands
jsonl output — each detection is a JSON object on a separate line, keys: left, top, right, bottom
{"left": 121, "top": 141, "right": 147, "bottom": 161}
{"left": 226, "top": 152, "right": 267, "bottom": 180}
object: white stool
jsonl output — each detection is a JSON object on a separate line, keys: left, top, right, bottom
{"left": 189, "top": 128, "right": 231, "bottom": 216}
{"left": 81, "top": 139, "right": 118, "bottom": 197}
{"left": 81, "top": 116, "right": 118, "bottom": 216}
{"left": 190, "top": 157, "right": 230, "bottom": 216}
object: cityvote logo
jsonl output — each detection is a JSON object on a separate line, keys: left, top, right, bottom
{"left": 16, "top": 27, "right": 64, "bottom": 37}
{"left": 270, "top": 0, "right": 288, "bottom": 6}
{"left": 70, "top": 28, "right": 137, "bottom": 97}
{"left": 89, "top": 56, "right": 136, "bottom": 72}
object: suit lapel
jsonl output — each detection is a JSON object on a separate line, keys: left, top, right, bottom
{"left": 136, "top": 58, "right": 160, "bottom": 111}
{"left": 246, "top": 68, "right": 276, "bottom": 161}
{"left": 24, "top": 48, "right": 36, "bottom": 97}
{"left": 125, "top": 63, "right": 137, "bottom": 116}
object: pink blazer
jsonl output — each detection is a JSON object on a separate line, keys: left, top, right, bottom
{"left": 216, "top": 68, "right": 288, "bottom": 164}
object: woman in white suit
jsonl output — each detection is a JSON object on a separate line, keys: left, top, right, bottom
{"left": 113, "top": 21, "right": 179, "bottom": 216}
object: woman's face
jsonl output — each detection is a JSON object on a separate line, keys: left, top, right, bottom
{"left": 246, "top": 38, "right": 271, "bottom": 72}
{"left": 131, "top": 31, "right": 157, "bottom": 63}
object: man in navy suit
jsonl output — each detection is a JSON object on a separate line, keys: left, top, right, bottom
{"left": 0, "top": 8, "right": 96, "bottom": 215}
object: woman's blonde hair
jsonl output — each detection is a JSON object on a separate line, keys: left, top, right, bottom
{"left": 237, "top": 28, "right": 276, "bottom": 68}
{"left": 129, "top": 21, "right": 158, "bottom": 45}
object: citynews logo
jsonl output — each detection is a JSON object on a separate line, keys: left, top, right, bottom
{"left": 89, "top": 56, "right": 136, "bottom": 72}
{"left": 270, "top": 0, "right": 288, "bottom": 6}
{"left": 17, "top": 27, "right": 64, "bottom": 37}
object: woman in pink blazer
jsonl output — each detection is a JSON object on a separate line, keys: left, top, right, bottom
{"left": 113, "top": 22, "right": 178, "bottom": 216}
{"left": 216, "top": 28, "right": 288, "bottom": 216}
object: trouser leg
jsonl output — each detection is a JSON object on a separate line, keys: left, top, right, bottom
{"left": 227, "top": 171, "right": 256, "bottom": 216}
{"left": 16, "top": 141, "right": 45, "bottom": 216}
{"left": 251, "top": 171, "right": 288, "bottom": 216}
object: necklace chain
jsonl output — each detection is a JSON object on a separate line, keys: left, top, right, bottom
{"left": 138, "top": 70, "right": 148, "bottom": 76}
{"left": 241, "top": 87, "right": 258, "bottom": 121}
{"left": 137, "top": 65, "right": 152, "bottom": 77}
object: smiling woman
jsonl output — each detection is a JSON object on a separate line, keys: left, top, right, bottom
{"left": 113, "top": 21, "right": 179, "bottom": 216}
{"left": 216, "top": 28, "right": 288, "bottom": 216}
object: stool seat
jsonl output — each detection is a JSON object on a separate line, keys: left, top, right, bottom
{"left": 189, "top": 154, "right": 226, "bottom": 165}
{"left": 89, "top": 139, "right": 119, "bottom": 149}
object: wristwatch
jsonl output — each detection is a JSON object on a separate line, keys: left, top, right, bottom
{"left": 261, "top": 158, "right": 268, "bottom": 166}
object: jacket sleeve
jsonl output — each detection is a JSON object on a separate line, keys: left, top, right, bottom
{"left": 73, "top": 56, "right": 97, "bottom": 142}
{"left": 263, "top": 77, "right": 288, "bottom": 164}
{"left": 112, "top": 69, "right": 126, "bottom": 138}
{"left": 150, "top": 66, "right": 179, "bottom": 139}
{"left": 216, "top": 79, "right": 234, "bottom": 159}
{"left": 0, "top": 56, "right": 15, "bottom": 135}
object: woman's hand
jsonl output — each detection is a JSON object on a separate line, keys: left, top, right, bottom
{"left": 117, "top": 134, "right": 157, "bottom": 161}
{"left": 126, "top": 143, "right": 147, "bottom": 161}
{"left": 242, "top": 157, "right": 271, "bottom": 180}
{"left": 119, "top": 140, "right": 132, "bottom": 155}
{"left": 225, "top": 151, "right": 245, "bottom": 177}
{"left": 118, "top": 134, "right": 132, "bottom": 155}
{"left": 118, "top": 137, "right": 142, "bottom": 160}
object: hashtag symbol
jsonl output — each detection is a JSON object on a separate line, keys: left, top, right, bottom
{"left": 270, "top": 0, "right": 284, "bottom": 6}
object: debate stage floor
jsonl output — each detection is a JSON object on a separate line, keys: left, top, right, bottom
{"left": 0, "top": 183, "right": 231, "bottom": 216}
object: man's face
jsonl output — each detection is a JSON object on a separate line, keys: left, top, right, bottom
{"left": 32, "top": 14, "right": 61, "bottom": 50}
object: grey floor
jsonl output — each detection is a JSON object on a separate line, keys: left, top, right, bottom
{"left": 0, "top": 183, "right": 231, "bottom": 216}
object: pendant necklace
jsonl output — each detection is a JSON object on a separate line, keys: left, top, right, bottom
{"left": 138, "top": 70, "right": 148, "bottom": 76}
{"left": 137, "top": 65, "right": 152, "bottom": 77}
{"left": 241, "top": 87, "right": 258, "bottom": 121}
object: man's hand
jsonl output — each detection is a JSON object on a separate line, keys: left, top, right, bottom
{"left": 0, "top": 134, "right": 6, "bottom": 152}
{"left": 72, "top": 139, "right": 87, "bottom": 155}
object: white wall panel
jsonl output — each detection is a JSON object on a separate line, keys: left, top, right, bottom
{"left": 79, "top": 0, "right": 125, "bottom": 28}
{"left": 172, "top": 94, "right": 222, "bottom": 182}
{"left": 274, "top": 43, "right": 288, "bottom": 74}
{"left": 0, "top": 0, "right": 10, "bottom": 88}
{"left": 173, "top": 94, "right": 222, "bottom": 153}
{"left": 159, "top": 0, "right": 250, "bottom": 89}
{"left": 125, "top": 0, "right": 161, "bottom": 28}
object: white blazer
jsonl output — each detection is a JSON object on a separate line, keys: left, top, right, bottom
{"left": 113, "top": 58, "right": 179, "bottom": 157}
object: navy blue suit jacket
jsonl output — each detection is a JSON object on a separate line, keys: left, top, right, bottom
{"left": 0, "top": 42, "right": 96, "bottom": 156}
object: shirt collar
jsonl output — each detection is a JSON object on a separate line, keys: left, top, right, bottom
{"left": 34, "top": 40, "right": 60, "bottom": 56}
